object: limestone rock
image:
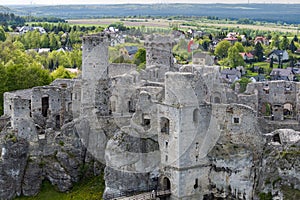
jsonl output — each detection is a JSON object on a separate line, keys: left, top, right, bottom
{"left": 21, "top": 157, "right": 43, "bottom": 196}
{"left": 257, "top": 129, "right": 300, "bottom": 200}
{"left": 0, "top": 137, "right": 29, "bottom": 199}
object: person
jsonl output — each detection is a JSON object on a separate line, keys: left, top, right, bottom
{"left": 151, "top": 190, "right": 155, "bottom": 199}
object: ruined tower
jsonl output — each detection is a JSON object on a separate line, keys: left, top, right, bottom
{"left": 81, "top": 33, "right": 110, "bottom": 116}
{"left": 144, "top": 34, "right": 175, "bottom": 68}
{"left": 157, "top": 72, "right": 212, "bottom": 199}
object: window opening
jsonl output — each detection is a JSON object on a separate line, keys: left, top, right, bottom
{"left": 160, "top": 117, "right": 170, "bottom": 134}
{"left": 42, "top": 96, "right": 49, "bottom": 117}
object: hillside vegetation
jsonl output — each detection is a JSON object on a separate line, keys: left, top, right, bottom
{"left": 7, "top": 4, "right": 300, "bottom": 24}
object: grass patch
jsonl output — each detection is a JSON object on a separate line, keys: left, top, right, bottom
{"left": 259, "top": 192, "right": 272, "bottom": 200}
{"left": 15, "top": 174, "right": 105, "bottom": 200}
{"left": 281, "top": 185, "right": 300, "bottom": 200}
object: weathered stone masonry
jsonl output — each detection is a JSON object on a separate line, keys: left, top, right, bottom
{"left": 0, "top": 33, "right": 299, "bottom": 200}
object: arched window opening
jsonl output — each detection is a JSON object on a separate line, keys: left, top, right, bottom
{"left": 110, "top": 100, "right": 116, "bottom": 113}
{"left": 214, "top": 96, "right": 221, "bottom": 103}
{"left": 160, "top": 117, "right": 170, "bottom": 134}
{"left": 163, "top": 177, "right": 171, "bottom": 190}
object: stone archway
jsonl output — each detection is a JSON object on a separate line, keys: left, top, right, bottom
{"left": 163, "top": 177, "right": 171, "bottom": 190}
{"left": 283, "top": 103, "right": 293, "bottom": 117}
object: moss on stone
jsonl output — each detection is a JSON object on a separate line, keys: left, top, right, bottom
{"left": 15, "top": 174, "right": 105, "bottom": 200}
{"left": 258, "top": 192, "right": 272, "bottom": 200}
{"left": 281, "top": 185, "right": 300, "bottom": 200}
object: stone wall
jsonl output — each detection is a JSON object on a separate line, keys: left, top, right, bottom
{"left": 108, "top": 63, "right": 136, "bottom": 77}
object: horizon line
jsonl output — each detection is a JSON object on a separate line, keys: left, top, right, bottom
{"left": 3, "top": 3, "right": 300, "bottom": 6}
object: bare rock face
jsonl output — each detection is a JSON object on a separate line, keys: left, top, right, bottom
{"left": 21, "top": 156, "right": 43, "bottom": 196}
{"left": 257, "top": 129, "right": 300, "bottom": 200}
{"left": 0, "top": 137, "right": 29, "bottom": 199}
{"left": 206, "top": 131, "right": 264, "bottom": 200}
{"left": 0, "top": 120, "right": 104, "bottom": 200}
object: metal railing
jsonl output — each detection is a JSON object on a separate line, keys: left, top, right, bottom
{"left": 109, "top": 189, "right": 171, "bottom": 200}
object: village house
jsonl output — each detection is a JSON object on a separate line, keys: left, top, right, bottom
{"left": 239, "top": 52, "right": 254, "bottom": 61}
{"left": 268, "top": 50, "right": 289, "bottom": 61}
{"left": 192, "top": 52, "right": 214, "bottom": 66}
{"left": 254, "top": 36, "right": 270, "bottom": 46}
{"left": 17, "top": 26, "right": 47, "bottom": 34}
{"left": 224, "top": 37, "right": 238, "bottom": 44}
{"left": 226, "top": 32, "right": 239, "bottom": 38}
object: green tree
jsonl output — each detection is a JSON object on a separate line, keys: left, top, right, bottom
{"left": 40, "top": 34, "right": 50, "bottom": 48}
{"left": 0, "top": 64, "right": 7, "bottom": 114}
{"left": 0, "top": 40, "right": 52, "bottom": 115}
{"left": 31, "top": 30, "right": 41, "bottom": 48}
{"left": 214, "top": 40, "right": 231, "bottom": 58}
{"left": 0, "top": 26, "right": 6, "bottom": 42}
{"left": 133, "top": 48, "right": 146, "bottom": 66}
{"left": 51, "top": 66, "right": 73, "bottom": 79}
{"left": 280, "top": 36, "right": 289, "bottom": 50}
{"left": 227, "top": 46, "right": 245, "bottom": 68}
{"left": 49, "top": 32, "right": 59, "bottom": 50}
{"left": 234, "top": 42, "right": 245, "bottom": 52}
{"left": 271, "top": 35, "right": 280, "bottom": 49}
{"left": 254, "top": 42, "right": 264, "bottom": 61}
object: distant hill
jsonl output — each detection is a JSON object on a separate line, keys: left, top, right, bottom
{"left": 5, "top": 4, "right": 300, "bottom": 24}
{"left": 0, "top": 5, "right": 12, "bottom": 12}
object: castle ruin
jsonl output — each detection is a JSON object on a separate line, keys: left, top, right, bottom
{"left": 1, "top": 33, "right": 299, "bottom": 200}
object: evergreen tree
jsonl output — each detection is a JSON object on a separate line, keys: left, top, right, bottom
{"left": 290, "top": 40, "right": 297, "bottom": 52}
{"left": 280, "top": 36, "right": 289, "bottom": 50}
{"left": 293, "top": 35, "right": 299, "bottom": 42}
{"left": 254, "top": 42, "right": 264, "bottom": 61}
{"left": 270, "top": 57, "right": 274, "bottom": 68}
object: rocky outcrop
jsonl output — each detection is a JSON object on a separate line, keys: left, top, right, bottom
{"left": 0, "top": 121, "right": 104, "bottom": 200}
{"left": 0, "top": 136, "right": 29, "bottom": 199}
{"left": 257, "top": 129, "right": 300, "bottom": 200}
{"left": 206, "top": 128, "right": 264, "bottom": 200}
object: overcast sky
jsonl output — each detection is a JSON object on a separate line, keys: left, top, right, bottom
{"left": 1, "top": 0, "right": 300, "bottom": 5}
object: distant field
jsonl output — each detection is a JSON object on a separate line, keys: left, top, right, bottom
{"left": 8, "top": 4, "right": 300, "bottom": 24}
{"left": 68, "top": 18, "right": 299, "bottom": 33}
{"left": 198, "top": 23, "right": 299, "bottom": 33}
{"left": 67, "top": 18, "right": 171, "bottom": 28}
